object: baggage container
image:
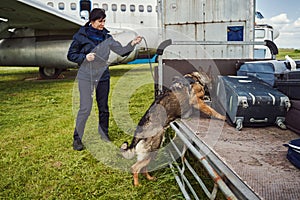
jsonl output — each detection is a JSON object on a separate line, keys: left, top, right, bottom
{"left": 237, "top": 60, "right": 288, "bottom": 86}
{"left": 285, "top": 100, "right": 300, "bottom": 134}
{"left": 216, "top": 76, "right": 290, "bottom": 130}
{"left": 274, "top": 69, "right": 300, "bottom": 100}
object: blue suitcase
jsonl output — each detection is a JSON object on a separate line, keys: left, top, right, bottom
{"left": 216, "top": 76, "right": 291, "bottom": 130}
{"left": 237, "top": 60, "right": 288, "bottom": 86}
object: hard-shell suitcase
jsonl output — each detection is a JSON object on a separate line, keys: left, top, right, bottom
{"left": 216, "top": 76, "right": 291, "bottom": 130}
{"left": 274, "top": 69, "right": 300, "bottom": 100}
{"left": 285, "top": 100, "right": 300, "bottom": 134}
{"left": 284, "top": 138, "right": 300, "bottom": 169}
{"left": 237, "top": 60, "right": 288, "bottom": 86}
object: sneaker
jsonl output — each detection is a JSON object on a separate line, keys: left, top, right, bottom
{"left": 73, "top": 139, "right": 84, "bottom": 151}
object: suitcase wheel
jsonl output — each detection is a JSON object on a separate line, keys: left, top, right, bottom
{"left": 235, "top": 119, "right": 243, "bottom": 131}
{"left": 276, "top": 118, "right": 287, "bottom": 130}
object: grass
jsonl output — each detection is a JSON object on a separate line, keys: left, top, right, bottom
{"left": 0, "top": 65, "right": 185, "bottom": 200}
{"left": 277, "top": 48, "right": 300, "bottom": 60}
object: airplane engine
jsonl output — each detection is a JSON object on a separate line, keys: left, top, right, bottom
{"left": 0, "top": 37, "right": 77, "bottom": 78}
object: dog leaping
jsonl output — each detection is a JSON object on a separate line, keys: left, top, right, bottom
{"left": 120, "top": 71, "right": 226, "bottom": 186}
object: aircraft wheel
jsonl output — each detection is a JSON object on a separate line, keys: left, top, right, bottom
{"left": 39, "top": 67, "right": 62, "bottom": 79}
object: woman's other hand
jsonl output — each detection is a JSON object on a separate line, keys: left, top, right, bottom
{"left": 86, "top": 53, "right": 96, "bottom": 62}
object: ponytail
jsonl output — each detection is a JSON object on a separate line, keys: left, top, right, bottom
{"left": 84, "top": 21, "right": 90, "bottom": 27}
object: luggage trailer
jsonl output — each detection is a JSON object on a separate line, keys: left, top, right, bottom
{"left": 156, "top": 1, "right": 300, "bottom": 198}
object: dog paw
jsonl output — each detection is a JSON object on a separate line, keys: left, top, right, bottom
{"left": 220, "top": 115, "right": 226, "bottom": 121}
{"left": 133, "top": 181, "right": 141, "bottom": 187}
{"left": 147, "top": 176, "right": 157, "bottom": 181}
{"left": 142, "top": 173, "right": 157, "bottom": 181}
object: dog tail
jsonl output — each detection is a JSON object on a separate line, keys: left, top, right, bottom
{"left": 120, "top": 142, "right": 135, "bottom": 159}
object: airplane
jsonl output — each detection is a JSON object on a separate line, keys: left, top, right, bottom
{"left": 0, "top": 0, "right": 159, "bottom": 79}
{"left": 0, "top": 1, "right": 280, "bottom": 79}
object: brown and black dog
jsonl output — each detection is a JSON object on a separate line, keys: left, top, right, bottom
{"left": 120, "top": 72, "right": 225, "bottom": 186}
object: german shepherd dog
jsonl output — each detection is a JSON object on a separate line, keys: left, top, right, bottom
{"left": 120, "top": 72, "right": 226, "bottom": 186}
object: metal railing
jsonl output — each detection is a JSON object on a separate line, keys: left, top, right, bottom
{"left": 169, "top": 120, "right": 261, "bottom": 200}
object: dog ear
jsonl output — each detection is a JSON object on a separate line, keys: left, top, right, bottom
{"left": 184, "top": 76, "right": 196, "bottom": 84}
{"left": 171, "top": 76, "right": 191, "bottom": 92}
{"left": 171, "top": 76, "right": 181, "bottom": 82}
{"left": 191, "top": 71, "right": 211, "bottom": 86}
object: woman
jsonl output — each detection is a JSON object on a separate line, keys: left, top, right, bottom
{"left": 67, "top": 8, "right": 142, "bottom": 150}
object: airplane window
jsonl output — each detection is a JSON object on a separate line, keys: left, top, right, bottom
{"left": 47, "top": 2, "right": 54, "bottom": 7}
{"left": 58, "top": 2, "right": 65, "bottom": 10}
{"left": 139, "top": 5, "right": 144, "bottom": 12}
{"left": 121, "top": 4, "right": 126, "bottom": 12}
{"left": 70, "top": 3, "right": 76, "bottom": 10}
{"left": 93, "top": 3, "right": 99, "bottom": 8}
{"left": 112, "top": 4, "right": 117, "bottom": 11}
{"left": 130, "top": 5, "right": 135, "bottom": 12}
{"left": 147, "top": 5, "right": 152, "bottom": 12}
{"left": 102, "top": 3, "right": 108, "bottom": 11}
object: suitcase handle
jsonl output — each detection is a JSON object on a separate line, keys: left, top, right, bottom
{"left": 250, "top": 118, "right": 268, "bottom": 123}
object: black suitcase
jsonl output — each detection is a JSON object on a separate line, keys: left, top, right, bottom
{"left": 216, "top": 76, "right": 291, "bottom": 130}
{"left": 274, "top": 69, "right": 300, "bottom": 100}
{"left": 285, "top": 100, "right": 300, "bottom": 134}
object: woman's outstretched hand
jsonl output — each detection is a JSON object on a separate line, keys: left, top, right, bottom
{"left": 131, "top": 36, "right": 142, "bottom": 46}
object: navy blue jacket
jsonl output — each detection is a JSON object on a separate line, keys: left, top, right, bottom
{"left": 67, "top": 26, "right": 135, "bottom": 81}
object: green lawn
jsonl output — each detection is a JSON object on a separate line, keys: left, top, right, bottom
{"left": 0, "top": 65, "right": 184, "bottom": 200}
{"left": 277, "top": 48, "right": 300, "bottom": 60}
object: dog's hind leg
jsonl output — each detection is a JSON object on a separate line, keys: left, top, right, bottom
{"left": 131, "top": 158, "right": 151, "bottom": 186}
{"left": 142, "top": 167, "right": 156, "bottom": 181}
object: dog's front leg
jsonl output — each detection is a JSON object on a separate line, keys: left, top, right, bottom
{"left": 191, "top": 96, "right": 226, "bottom": 120}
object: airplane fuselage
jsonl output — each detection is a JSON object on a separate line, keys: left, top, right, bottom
{"left": 0, "top": 0, "right": 158, "bottom": 78}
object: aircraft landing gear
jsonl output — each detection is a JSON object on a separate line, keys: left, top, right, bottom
{"left": 39, "top": 67, "right": 63, "bottom": 79}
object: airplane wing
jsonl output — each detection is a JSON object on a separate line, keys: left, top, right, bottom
{"left": 0, "top": 0, "right": 85, "bottom": 31}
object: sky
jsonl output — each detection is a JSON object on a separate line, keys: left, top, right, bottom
{"left": 256, "top": 0, "right": 300, "bottom": 49}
